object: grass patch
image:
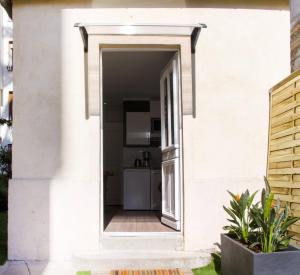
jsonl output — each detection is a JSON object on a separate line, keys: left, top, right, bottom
{"left": 0, "top": 211, "right": 7, "bottom": 265}
{"left": 192, "top": 262, "right": 219, "bottom": 275}
{"left": 192, "top": 252, "right": 221, "bottom": 275}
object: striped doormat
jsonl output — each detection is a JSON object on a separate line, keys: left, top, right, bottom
{"left": 111, "top": 270, "right": 183, "bottom": 275}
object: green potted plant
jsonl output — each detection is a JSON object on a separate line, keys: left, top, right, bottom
{"left": 221, "top": 178, "right": 300, "bottom": 275}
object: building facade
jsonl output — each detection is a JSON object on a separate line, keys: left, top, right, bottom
{"left": 7, "top": 0, "right": 292, "bottom": 272}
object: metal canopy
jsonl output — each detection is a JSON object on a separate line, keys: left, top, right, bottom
{"left": 74, "top": 23, "right": 207, "bottom": 53}
{"left": 0, "top": 0, "right": 12, "bottom": 19}
{"left": 75, "top": 23, "right": 207, "bottom": 118}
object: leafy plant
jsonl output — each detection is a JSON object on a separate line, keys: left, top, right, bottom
{"left": 223, "top": 177, "right": 300, "bottom": 253}
{"left": 0, "top": 175, "right": 8, "bottom": 211}
{"left": 250, "top": 178, "right": 300, "bottom": 253}
{"left": 211, "top": 244, "right": 221, "bottom": 274}
{"left": 0, "top": 145, "right": 11, "bottom": 178}
{"left": 0, "top": 118, "right": 12, "bottom": 127}
{"left": 223, "top": 189, "right": 257, "bottom": 244}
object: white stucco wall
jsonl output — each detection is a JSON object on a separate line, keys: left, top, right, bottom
{"left": 9, "top": 2, "right": 290, "bottom": 261}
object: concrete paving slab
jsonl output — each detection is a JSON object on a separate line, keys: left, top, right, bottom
{"left": 0, "top": 261, "right": 29, "bottom": 275}
{"left": 0, "top": 261, "right": 76, "bottom": 275}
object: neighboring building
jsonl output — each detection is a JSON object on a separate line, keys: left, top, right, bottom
{"left": 5, "top": 0, "right": 293, "bottom": 273}
{"left": 0, "top": 5, "right": 12, "bottom": 147}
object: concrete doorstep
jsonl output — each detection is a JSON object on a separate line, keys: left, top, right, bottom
{"left": 0, "top": 249, "right": 211, "bottom": 275}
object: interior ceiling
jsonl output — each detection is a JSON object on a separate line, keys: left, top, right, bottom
{"left": 103, "top": 51, "right": 174, "bottom": 105}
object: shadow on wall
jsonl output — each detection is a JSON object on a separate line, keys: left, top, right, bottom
{"left": 14, "top": 0, "right": 289, "bottom": 10}
{"left": 89, "top": 0, "right": 289, "bottom": 9}
{"left": 8, "top": 2, "right": 64, "bottom": 270}
{"left": 10, "top": 2, "right": 101, "bottom": 273}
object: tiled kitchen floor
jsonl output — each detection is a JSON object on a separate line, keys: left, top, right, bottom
{"left": 104, "top": 207, "right": 176, "bottom": 232}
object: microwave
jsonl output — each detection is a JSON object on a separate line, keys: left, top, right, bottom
{"left": 151, "top": 118, "right": 161, "bottom": 133}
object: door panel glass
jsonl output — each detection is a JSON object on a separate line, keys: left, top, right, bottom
{"left": 170, "top": 164, "right": 175, "bottom": 215}
{"left": 162, "top": 160, "right": 176, "bottom": 218}
{"left": 163, "top": 163, "right": 170, "bottom": 213}
{"left": 164, "top": 78, "right": 169, "bottom": 147}
{"left": 169, "top": 72, "right": 175, "bottom": 145}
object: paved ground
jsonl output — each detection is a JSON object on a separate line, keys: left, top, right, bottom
{"left": 0, "top": 261, "right": 77, "bottom": 275}
{"left": 0, "top": 261, "right": 194, "bottom": 275}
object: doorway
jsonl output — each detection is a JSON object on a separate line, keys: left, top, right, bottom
{"left": 101, "top": 49, "right": 182, "bottom": 234}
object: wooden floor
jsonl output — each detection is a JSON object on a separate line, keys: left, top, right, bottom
{"left": 104, "top": 207, "right": 176, "bottom": 232}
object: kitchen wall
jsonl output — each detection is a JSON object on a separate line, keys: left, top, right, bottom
{"left": 103, "top": 104, "right": 123, "bottom": 205}
{"left": 103, "top": 104, "right": 122, "bottom": 123}
{"left": 123, "top": 147, "right": 161, "bottom": 169}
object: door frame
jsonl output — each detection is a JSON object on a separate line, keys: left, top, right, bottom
{"left": 100, "top": 47, "right": 184, "bottom": 237}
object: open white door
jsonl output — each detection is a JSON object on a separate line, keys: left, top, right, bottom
{"left": 160, "top": 53, "right": 181, "bottom": 231}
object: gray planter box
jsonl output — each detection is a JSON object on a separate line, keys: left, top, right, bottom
{"left": 221, "top": 234, "right": 300, "bottom": 275}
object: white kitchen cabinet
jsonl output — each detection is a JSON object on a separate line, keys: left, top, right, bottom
{"left": 123, "top": 168, "right": 151, "bottom": 210}
{"left": 126, "top": 112, "right": 151, "bottom": 145}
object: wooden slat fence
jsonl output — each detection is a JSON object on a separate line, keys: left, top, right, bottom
{"left": 267, "top": 69, "right": 300, "bottom": 246}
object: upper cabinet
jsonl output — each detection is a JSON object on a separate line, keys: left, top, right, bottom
{"left": 124, "top": 100, "right": 161, "bottom": 146}
{"left": 124, "top": 100, "right": 150, "bottom": 146}
{"left": 126, "top": 112, "right": 151, "bottom": 145}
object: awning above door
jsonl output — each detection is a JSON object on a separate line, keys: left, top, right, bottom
{"left": 74, "top": 23, "right": 207, "bottom": 54}
{"left": 74, "top": 23, "right": 207, "bottom": 117}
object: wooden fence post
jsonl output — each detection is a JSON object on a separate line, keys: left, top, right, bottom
{"left": 291, "top": 0, "right": 300, "bottom": 72}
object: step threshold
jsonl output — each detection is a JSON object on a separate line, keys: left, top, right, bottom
{"left": 73, "top": 250, "right": 212, "bottom": 271}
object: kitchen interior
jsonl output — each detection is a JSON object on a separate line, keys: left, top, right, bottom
{"left": 102, "top": 50, "right": 177, "bottom": 232}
